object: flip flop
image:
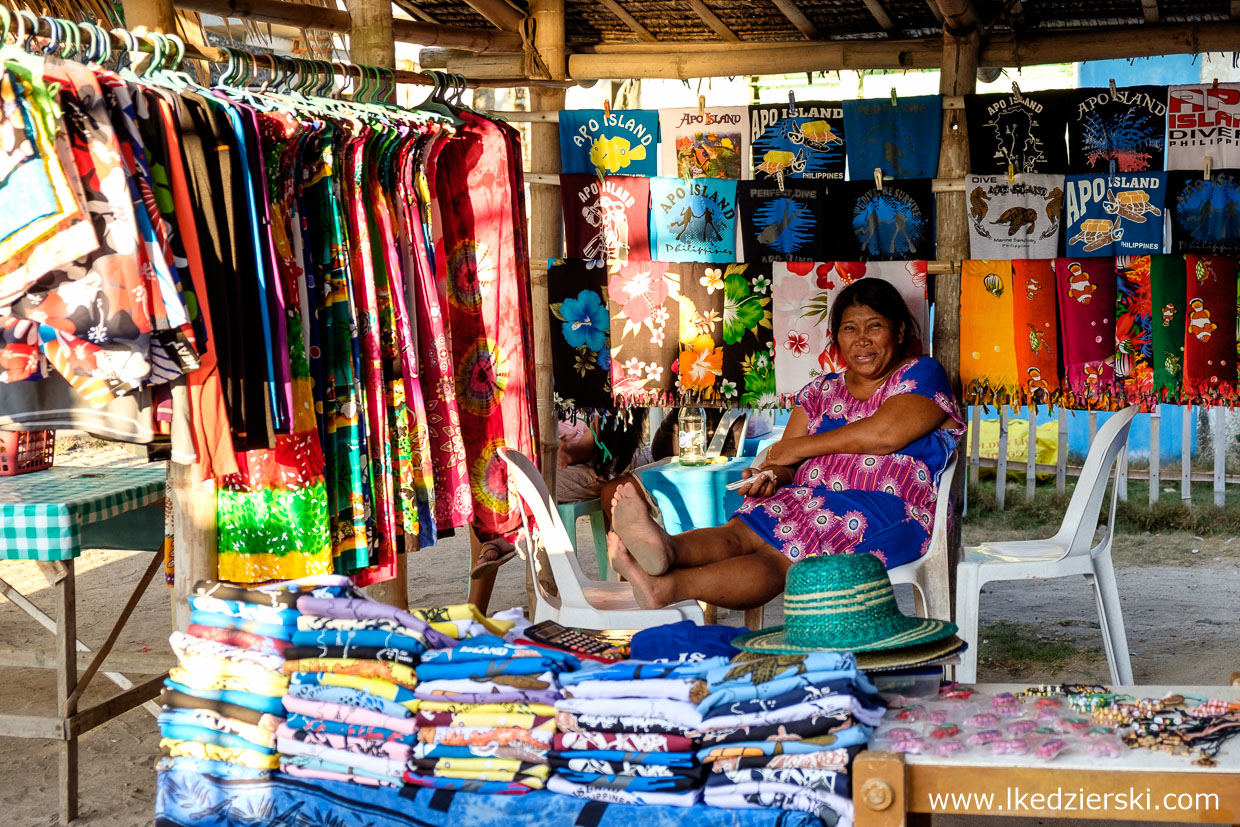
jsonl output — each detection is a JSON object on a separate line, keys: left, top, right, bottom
{"left": 470, "top": 548, "right": 518, "bottom": 580}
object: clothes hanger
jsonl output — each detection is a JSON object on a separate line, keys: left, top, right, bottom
{"left": 412, "top": 69, "right": 461, "bottom": 126}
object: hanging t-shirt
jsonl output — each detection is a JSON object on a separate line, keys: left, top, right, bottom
{"left": 1063, "top": 173, "right": 1167, "bottom": 257}
{"left": 649, "top": 177, "right": 738, "bottom": 263}
{"left": 825, "top": 180, "right": 935, "bottom": 261}
{"left": 558, "top": 109, "right": 659, "bottom": 177}
{"left": 1166, "top": 84, "right": 1240, "bottom": 170}
{"left": 966, "top": 174, "right": 1064, "bottom": 259}
{"left": 737, "top": 180, "right": 829, "bottom": 263}
{"left": 1168, "top": 170, "right": 1240, "bottom": 254}
{"left": 559, "top": 174, "right": 650, "bottom": 265}
{"left": 658, "top": 107, "right": 748, "bottom": 179}
{"left": 1067, "top": 86, "right": 1167, "bottom": 173}
{"left": 748, "top": 102, "right": 845, "bottom": 181}
{"left": 964, "top": 91, "right": 1070, "bottom": 175}
{"left": 843, "top": 96, "right": 941, "bottom": 180}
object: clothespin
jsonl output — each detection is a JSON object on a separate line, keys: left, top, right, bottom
{"left": 788, "top": 90, "right": 798, "bottom": 117}
{"left": 1205, "top": 154, "right": 1213, "bottom": 180}
{"left": 1109, "top": 78, "right": 1117, "bottom": 96}
{"left": 874, "top": 167, "right": 884, "bottom": 190}
{"left": 890, "top": 87, "right": 898, "bottom": 107}
{"left": 1011, "top": 81, "right": 1022, "bottom": 104}
{"left": 1007, "top": 162, "right": 1015, "bottom": 185}
{"left": 776, "top": 170, "right": 785, "bottom": 192}
{"left": 603, "top": 98, "right": 611, "bottom": 120}
{"left": 1212, "top": 77, "right": 1220, "bottom": 91}
{"left": 698, "top": 94, "right": 706, "bottom": 118}
{"left": 805, "top": 72, "right": 812, "bottom": 87}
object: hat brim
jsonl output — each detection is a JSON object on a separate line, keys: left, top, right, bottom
{"left": 857, "top": 636, "right": 966, "bottom": 672}
{"left": 733, "top": 615, "right": 957, "bottom": 656}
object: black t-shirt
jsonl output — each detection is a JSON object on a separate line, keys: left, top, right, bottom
{"left": 1067, "top": 86, "right": 1167, "bottom": 173}
{"left": 965, "top": 90, "right": 1071, "bottom": 174}
{"left": 824, "top": 179, "right": 936, "bottom": 261}
{"left": 738, "top": 180, "right": 830, "bottom": 263}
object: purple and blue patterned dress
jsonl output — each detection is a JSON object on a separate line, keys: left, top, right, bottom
{"left": 734, "top": 357, "right": 964, "bottom": 569}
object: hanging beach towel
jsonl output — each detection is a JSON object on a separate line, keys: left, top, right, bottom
{"left": 607, "top": 260, "right": 679, "bottom": 406}
{"left": 960, "top": 260, "right": 1019, "bottom": 404}
{"left": 1067, "top": 86, "right": 1167, "bottom": 173}
{"left": 1011, "top": 259, "right": 1060, "bottom": 405}
{"left": 966, "top": 173, "right": 1064, "bottom": 259}
{"left": 1114, "top": 256, "right": 1155, "bottom": 407}
{"left": 558, "top": 109, "right": 659, "bottom": 177}
{"left": 1063, "top": 173, "right": 1166, "bottom": 258}
{"left": 548, "top": 259, "right": 613, "bottom": 417}
{"left": 737, "top": 180, "right": 829, "bottom": 263}
{"left": 658, "top": 106, "right": 748, "bottom": 179}
{"left": 1056, "top": 257, "right": 1118, "bottom": 408}
{"left": 748, "top": 101, "right": 846, "bottom": 181}
{"left": 964, "top": 90, "right": 1070, "bottom": 174}
{"left": 649, "top": 177, "right": 738, "bottom": 263}
{"left": 842, "top": 95, "right": 941, "bottom": 180}
{"left": 559, "top": 174, "right": 651, "bottom": 265}
{"left": 1150, "top": 255, "right": 1188, "bottom": 402}
{"left": 1182, "top": 254, "right": 1239, "bottom": 404}
{"left": 1166, "top": 84, "right": 1240, "bottom": 170}
{"left": 1168, "top": 170, "right": 1240, "bottom": 255}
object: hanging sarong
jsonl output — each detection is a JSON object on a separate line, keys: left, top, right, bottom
{"left": 1055, "top": 257, "right": 1118, "bottom": 409}
{"left": 1114, "top": 256, "right": 1155, "bottom": 408}
{"left": 960, "top": 260, "right": 1019, "bottom": 405}
{"left": 1010, "top": 259, "right": 1060, "bottom": 405}
{"left": 1150, "top": 255, "right": 1188, "bottom": 402}
{"left": 1182, "top": 254, "right": 1239, "bottom": 404}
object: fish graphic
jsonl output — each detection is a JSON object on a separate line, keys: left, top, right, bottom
{"left": 755, "top": 149, "right": 806, "bottom": 177}
{"left": 589, "top": 135, "right": 646, "bottom": 173}
{"left": 758, "top": 201, "right": 809, "bottom": 246}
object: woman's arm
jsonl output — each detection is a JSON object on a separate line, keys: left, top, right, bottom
{"left": 763, "top": 393, "right": 953, "bottom": 468}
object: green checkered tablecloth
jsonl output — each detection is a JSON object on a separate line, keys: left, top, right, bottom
{"left": 0, "top": 465, "right": 167, "bottom": 561}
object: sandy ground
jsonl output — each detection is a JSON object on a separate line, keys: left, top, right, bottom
{"left": 0, "top": 451, "right": 1234, "bottom": 825}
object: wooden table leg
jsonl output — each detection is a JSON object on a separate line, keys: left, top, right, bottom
{"left": 853, "top": 751, "right": 908, "bottom": 827}
{"left": 56, "top": 559, "right": 78, "bottom": 825}
{"left": 743, "top": 606, "right": 765, "bottom": 630}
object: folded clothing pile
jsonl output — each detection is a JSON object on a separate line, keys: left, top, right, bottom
{"left": 407, "top": 634, "right": 580, "bottom": 793}
{"left": 277, "top": 585, "right": 464, "bottom": 787}
{"left": 695, "top": 652, "right": 886, "bottom": 827}
{"left": 158, "top": 579, "right": 319, "bottom": 780}
{"left": 549, "top": 659, "right": 721, "bottom": 806}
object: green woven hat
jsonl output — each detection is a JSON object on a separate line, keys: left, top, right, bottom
{"left": 733, "top": 553, "right": 958, "bottom": 655}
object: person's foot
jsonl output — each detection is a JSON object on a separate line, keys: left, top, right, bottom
{"left": 610, "top": 482, "right": 673, "bottom": 575}
{"left": 607, "top": 531, "right": 672, "bottom": 609}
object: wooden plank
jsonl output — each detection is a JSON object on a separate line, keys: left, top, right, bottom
{"left": 0, "top": 714, "right": 68, "bottom": 740}
{"left": 393, "top": 0, "right": 439, "bottom": 24}
{"left": 1149, "top": 407, "right": 1161, "bottom": 506}
{"left": 969, "top": 403, "right": 981, "bottom": 486}
{"left": 1233, "top": 0, "right": 1240, "bottom": 18}
{"left": 996, "top": 408, "right": 1008, "bottom": 511}
{"left": 461, "top": 0, "right": 524, "bottom": 31}
{"left": 1056, "top": 407, "right": 1067, "bottom": 495}
{"left": 0, "top": 646, "right": 172, "bottom": 674}
{"left": 930, "top": 0, "right": 978, "bottom": 31}
{"left": 685, "top": 0, "right": 740, "bottom": 42}
{"left": 861, "top": 0, "right": 896, "bottom": 32}
{"left": 925, "top": 0, "right": 944, "bottom": 23}
{"left": 770, "top": 0, "right": 820, "bottom": 39}
{"left": 1026, "top": 407, "right": 1036, "bottom": 504}
{"left": 55, "top": 561, "right": 77, "bottom": 824}
{"left": 852, "top": 751, "right": 908, "bottom": 827}
{"left": 596, "top": 0, "right": 658, "bottom": 41}
{"left": 68, "top": 674, "right": 168, "bottom": 738}
{"left": 1214, "top": 406, "right": 1226, "bottom": 507}
{"left": 1183, "top": 405, "right": 1193, "bottom": 505}
{"left": 1141, "top": 0, "right": 1159, "bottom": 24}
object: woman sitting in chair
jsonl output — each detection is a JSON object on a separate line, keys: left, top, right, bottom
{"left": 607, "top": 278, "right": 965, "bottom": 611}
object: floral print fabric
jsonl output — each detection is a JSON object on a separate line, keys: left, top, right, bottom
{"left": 607, "top": 261, "right": 679, "bottom": 406}
{"left": 548, "top": 259, "right": 612, "bottom": 416}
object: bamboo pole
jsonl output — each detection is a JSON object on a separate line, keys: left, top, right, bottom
{"left": 1182, "top": 405, "right": 1193, "bottom": 506}
{"left": 1149, "top": 406, "right": 1161, "bottom": 506}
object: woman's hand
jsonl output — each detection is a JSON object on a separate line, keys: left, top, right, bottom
{"left": 735, "top": 465, "right": 793, "bottom": 499}
{"left": 763, "top": 437, "right": 811, "bottom": 468}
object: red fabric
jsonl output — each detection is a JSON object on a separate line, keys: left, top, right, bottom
{"left": 560, "top": 174, "right": 651, "bottom": 264}
{"left": 1183, "top": 254, "right": 1239, "bottom": 403}
{"left": 1011, "top": 259, "right": 1060, "bottom": 405}
{"left": 187, "top": 624, "right": 289, "bottom": 654}
{"left": 1055, "top": 257, "right": 1117, "bottom": 409}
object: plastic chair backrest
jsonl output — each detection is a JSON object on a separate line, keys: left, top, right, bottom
{"left": 499, "top": 447, "right": 591, "bottom": 607}
{"left": 931, "top": 453, "right": 957, "bottom": 546}
{"left": 1051, "top": 405, "right": 1138, "bottom": 557}
{"left": 705, "top": 409, "right": 748, "bottom": 458}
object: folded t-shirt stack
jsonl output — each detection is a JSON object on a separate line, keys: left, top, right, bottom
{"left": 277, "top": 588, "right": 461, "bottom": 787}
{"left": 549, "top": 659, "right": 721, "bottom": 807}
{"left": 695, "top": 652, "right": 886, "bottom": 827}
{"left": 157, "top": 579, "right": 319, "bottom": 780}
{"left": 407, "top": 635, "right": 580, "bottom": 793}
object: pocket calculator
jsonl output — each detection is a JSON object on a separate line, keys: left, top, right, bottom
{"left": 524, "top": 620, "right": 621, "bottom": 658}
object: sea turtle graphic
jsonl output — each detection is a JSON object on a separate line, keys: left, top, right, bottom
{"left": 991, "top": 206, "right": 1039, "bottom": 236}
{"left": 1103, "top": 189, "right": 1162, "bottom": 224}
{"left": 1069, "top": 218, "right": 1122, "bottom": 253}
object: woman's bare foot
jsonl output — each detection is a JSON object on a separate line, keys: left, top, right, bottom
{"left": 607, "top": 532, "right": 672, "bottom": 609}
{"left": 610, "top": 482, "right": 673, "bottom": 575}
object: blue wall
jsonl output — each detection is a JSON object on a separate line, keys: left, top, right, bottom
{"left": 1078, "top": 55, "right": 1201, "bottom": 88}
{"left": 972, "top": 404, "right": 1197, "bottom": 462}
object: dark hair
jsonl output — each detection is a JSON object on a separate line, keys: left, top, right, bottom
{"left": 829, "top": 278, "right": 920, "bottom": 357}
{"left": 592, "top": 409, "right": 648, "bottom": 477}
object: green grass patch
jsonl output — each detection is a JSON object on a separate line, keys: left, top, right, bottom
{"left": 978, "top": 620, "right": 1104, "bottom": 672}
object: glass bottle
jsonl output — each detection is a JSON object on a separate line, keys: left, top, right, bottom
{"left": 678, "top": 407, "right": 707, "bottom": 466}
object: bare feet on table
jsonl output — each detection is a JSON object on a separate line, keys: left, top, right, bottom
{"left": 607, "top": 531, "right": 671, "bottom": 610}
{"left": 609, "top": 482, "right": 673, "bottom": 576}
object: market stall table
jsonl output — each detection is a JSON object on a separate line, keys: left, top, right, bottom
{"left": 854, "top": 684, "right": 1240, "bottom": 826}
{"left": 0, "top": 464, "right": 170, "bottom": 825}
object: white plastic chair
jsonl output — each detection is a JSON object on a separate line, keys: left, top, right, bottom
{"left": 889, "top": 454, "right": 957, "bottom": 623}
{"left": 499, "top": 447, "right": 705, "bottom": 630}
{"left": 954, "top": 405, "right": 1138, "bottom": 685}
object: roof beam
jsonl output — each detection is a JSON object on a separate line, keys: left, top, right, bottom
{"left": 932, "top": 0, "right": 978, "bottom": 33}
{"left": 596, "top": 0, "right": 658, "bottom": 41}
{"left": 685, "top": 0, "right": 740, "bottom": 42}
{"left": 861, "top": 0, "right": 896, "bottom": 32}
{"left": 1233, "top": 0, "right": 1240, "bottom": 17}
{"left": 770, "top": 0, "right": 821, "bottom": 39}
{"left": 1141, "top": 0, "right": 1159, "bottom": 24}
{"left": 925, "top": 0, "right": 944, "bottom": 23}
{"left": 393, "top": 0, "right": 440, "bottom": 24}
{"left": 461, "top": 0, "right": 524, "bottom": 32}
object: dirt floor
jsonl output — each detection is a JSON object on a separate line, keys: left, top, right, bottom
{"left": 0, "top": 449, "right": 1234, "bottom": 825}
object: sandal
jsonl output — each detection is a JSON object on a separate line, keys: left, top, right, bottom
{"left": 470, "top": 539, "right": 519, "bottom": 580}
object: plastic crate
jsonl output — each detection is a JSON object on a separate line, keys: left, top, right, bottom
{"left": 0, "top": 430, "right": 55, "bottom": 476}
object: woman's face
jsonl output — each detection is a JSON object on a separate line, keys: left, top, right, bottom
{"left": 836, "top": 303, "right": 903, "bottom": 381}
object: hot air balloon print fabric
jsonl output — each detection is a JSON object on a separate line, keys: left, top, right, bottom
{"left": 737, "top": 181, "right": 828, "bottom": 263}
{"left": 966, "top": 174, "right": 1065, "bottom": 259}
{"left": 558, "top": 109, "right": 659, "bottom": 177}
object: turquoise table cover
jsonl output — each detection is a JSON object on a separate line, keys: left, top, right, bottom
{"left": 639, "top": 456, "right": 753, "bottom": 534}
{"left": 0, "top": 465, "right": 166, "bottom": 561}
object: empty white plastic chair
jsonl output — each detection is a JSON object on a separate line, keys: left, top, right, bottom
{"left": 955, "top": 405, "right": 1138, "bottom": 685}
{"left": 889, "top": 454, "right": 957, "bottom": 623}
{"left": 499, "top": 447, "right": 704, "bottom": 630}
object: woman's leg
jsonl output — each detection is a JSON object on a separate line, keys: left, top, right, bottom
{"left": 608, "top": 533, "right": 789, "bottom": 611}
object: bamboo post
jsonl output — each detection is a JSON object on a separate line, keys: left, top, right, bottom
{"left": 1213, "top": 406, "right": 1225, "bottom": 507}
{"left": 1056, "top": 407, "right": 1067, "bottom": 495}
{"left": 345, "top": 0, "right": 407, "bottom": 609}
{"left": 933, "top": 25, "right": 978, "bottom": 599}
{"left": 969, "top": 404, "right": 981, "bottom": 487}
{"left": 1026, "top": 407, "right": 1036, "bottom": 504}
{"left": 996, "top": 407, "right": 1008, "bottom": 511}
{"left": 1149, "top": 406, "right": 1161, "bottom": 506}
{"left": 1182, "top": 405, "right": 1192, "bottom": 505}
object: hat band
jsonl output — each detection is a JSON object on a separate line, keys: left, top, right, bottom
{"left": 784, "top": 580, "right": 894, "bottom": 615}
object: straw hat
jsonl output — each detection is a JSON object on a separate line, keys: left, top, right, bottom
{"left": 733, "top": 553, "right": 958, "bottom": 655}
